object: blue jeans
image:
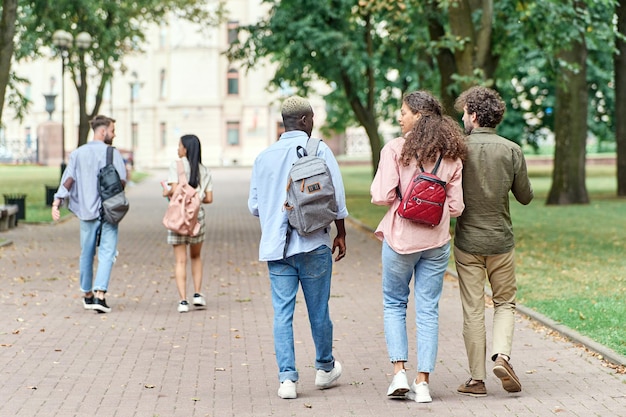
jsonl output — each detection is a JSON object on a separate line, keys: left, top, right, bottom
{"left": 79, "top": 219, "right": 118, "bottom": 294}
{"left": 267, "top": 245, "right": 335, "bottom": 383}
{"left": 382, "top": 240, "right": 450, "bottom": 373}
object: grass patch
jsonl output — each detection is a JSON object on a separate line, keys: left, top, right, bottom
{"left": 341, "top": 162, "right": 626, "bottom": 358}
{"left": 0, "top": 165, "right": 147, "bottom": 223}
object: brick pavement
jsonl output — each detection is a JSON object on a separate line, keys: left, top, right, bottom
{"left": 1, "top": 167, "right": 625, "bottom": 417}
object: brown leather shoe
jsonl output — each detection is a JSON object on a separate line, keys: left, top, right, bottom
{"left": 493, "top": 356, "right": 522, "bottom": 392}
{"left": 457, "top": 378, "right": 487, "bottom": 397}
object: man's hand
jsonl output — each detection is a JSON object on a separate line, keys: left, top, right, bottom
{"left": 51, "top": 205, "right": 60, "bottom": 221}
{"left": 332, "top": 235, "right": 346, "bottom": 261}
{"left": 332, "top": 219, "right": 347, "bottom": 261}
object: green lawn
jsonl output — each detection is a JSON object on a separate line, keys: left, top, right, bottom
{"left": 0, "top": 165, "right": 147, "bottom": 224}
{"left": 341, "top": 162, "right": 626, "bottom": 358}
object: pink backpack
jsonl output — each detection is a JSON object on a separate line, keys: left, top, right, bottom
{"left": 162, "top": 160, "right": 201, "bottom": 236}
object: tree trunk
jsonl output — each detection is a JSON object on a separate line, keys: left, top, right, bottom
{"left": 447, "top": 0, "right": 475, "bottom": 90}
{"left": 546, "top": 36, "right": 589, "bottom": 205}
{"left": 616, "top": 0, "right": 626, "bottom": 196}
{"left": 75, "top": 53, "right": 106, "bottom": 147}
{"left": 0, "top": 0, "right": 17, "bottom": 126}
{"left": 427, "top": 10, "right": 457, "bottom": 115}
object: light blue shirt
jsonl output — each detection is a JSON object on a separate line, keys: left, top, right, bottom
{"left": 248, "top": 130, "right": 348, "bottom": 261}
{"left": 54, "top": 141, "right": 127, "bottom": 221}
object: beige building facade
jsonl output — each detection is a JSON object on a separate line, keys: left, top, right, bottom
{"left": 1, "top": 1, "right": 383, "bottom": 169}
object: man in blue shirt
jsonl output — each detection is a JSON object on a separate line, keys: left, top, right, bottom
{"left": 248, "top": 96, "right": 348, "bottom": 399}
{"left": 51, "top": 115, "right": 126, "bottom": 314}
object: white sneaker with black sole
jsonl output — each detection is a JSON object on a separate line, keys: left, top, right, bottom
{"left": 178, "top": 300, "right": 189, "bottom": 313}
{"left": 192, "top": 293, "right": 206, "bottom": 308}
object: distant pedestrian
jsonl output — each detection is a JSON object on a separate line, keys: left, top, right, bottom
{"left": 248, "top": 95, "right": 348, "bottom": 400}
{"left": 162, "top": 134, "right": 213, "bottom": 313}
{"left": 51, "top": 115, "right": 126, "bottom": 313}
{"left": 453, "top": 86, "right": 534, "bottom": 397}
{"left": 371, "top": 91, "right": 467, "bottom": 403}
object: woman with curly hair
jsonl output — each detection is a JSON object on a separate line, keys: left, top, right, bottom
{"left": 371, "top": 90, "right": 467, "bottom": 403}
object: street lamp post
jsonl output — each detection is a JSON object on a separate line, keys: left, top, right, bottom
{"left": 52, "top": 30, "right": 92, "bottom": 178}
{"left": 52, "top": 30, "right": 72, "bottom": 178}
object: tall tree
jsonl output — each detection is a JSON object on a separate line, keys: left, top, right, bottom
{"left": 228, "top": 0, "right": 433, "bottom": 174}
{"left": 0, "top": 0, "right": 17, "bottom": 127}
{"left": 616, "top": 0, "right": 626, "bottom": 196}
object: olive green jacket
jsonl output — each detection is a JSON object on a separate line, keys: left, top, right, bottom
{"left": 454, "top": 127, "right": 534, "bottom": 255}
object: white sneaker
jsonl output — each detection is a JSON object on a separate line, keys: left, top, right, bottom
{"left": 178, "top": 300, "right": 189, "bottom": 313}
{"left": 193, "top": 293, "right": 206, "bottom": 308}
{"left": 387, "top": 369, "right": 410, "bottom": 397}
{"left": 277, "top": 380, "right": 297, "bottom": 399}
{"left": 410, "top": 380, "right": 432, "bottom": 403}
{"left": 315, "top": 360, "right": 342, "bottom": 389}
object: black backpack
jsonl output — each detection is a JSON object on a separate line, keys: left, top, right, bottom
{"left": 98, "top": 146, "right": 129, "bottom": 225}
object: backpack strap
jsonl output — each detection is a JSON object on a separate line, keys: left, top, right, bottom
{"left": 176, "top": 160, "right": 189, "bottom": 185}
{"left": 296, "top": 137, "right": 321, "bottom": 159}
{"left": 305, "top": 137, "right": 321, "bottom": 157}
{"left": 97, "top": 146, "right": 115, "bottom": 247}
{"left": 419, "top": 153, "right": 444, "bottom": 174}
{"left": 106, "top": 146, "right": 114, "bottom": 165}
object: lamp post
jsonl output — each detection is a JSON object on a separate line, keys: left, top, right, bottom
{"left": 52, "top": 29, "right": 92, "bottom": 178}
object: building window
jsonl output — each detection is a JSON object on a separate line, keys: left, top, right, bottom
{"left": 160, "top": 122, "right": 166, "bottom": 148}
{"left": 227, "top": 121, "right": 240, "bottom": 146}
{"left": 227, "top": 21, "right": 239, "bottom": 44}
{"left": 227, "top": 68, "right": 239, "bottom": 95}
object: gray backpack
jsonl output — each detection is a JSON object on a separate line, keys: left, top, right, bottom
{"left": 283, "top": 138, "right": 338, "bottom": 236}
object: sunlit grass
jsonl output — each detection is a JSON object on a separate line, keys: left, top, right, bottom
{"left": 0, "top": 165, "right": 147, "bottom": 224}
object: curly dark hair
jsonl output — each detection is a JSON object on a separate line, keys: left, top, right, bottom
{"left": 454, "top": 86, "right": 505, "bottom": 128}
{"left": 400, "top": 91, "right": 467, "bottom": 167}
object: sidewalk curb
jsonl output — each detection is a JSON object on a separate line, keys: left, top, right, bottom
{"left": 445, "top": 267, "right": 626, "bottom": 367}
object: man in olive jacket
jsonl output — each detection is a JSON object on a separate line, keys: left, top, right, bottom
{"left": 453, "top": 86, "right": 534, "bottom": 397}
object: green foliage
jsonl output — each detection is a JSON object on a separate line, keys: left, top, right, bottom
{"left": 227, "top": 0, "right": 432, "bottom": 133}
{"left": 493, "top": 0, "right": 616, "bottom": 151}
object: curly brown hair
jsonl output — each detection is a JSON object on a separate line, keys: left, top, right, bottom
{"left": 400, "top": 91, "right": 467, "bottom": 167}
{"left": 454, "top": 86, "right": 505, "bottom": 128}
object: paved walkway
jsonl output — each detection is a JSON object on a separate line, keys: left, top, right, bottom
{"left": 0, "top": 167, "right": 625, "bottom": 417}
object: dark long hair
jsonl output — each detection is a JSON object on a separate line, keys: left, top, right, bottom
{"left": 400, "top": 91, "right": 467, "bottom": 167}
{"left": 181, "top": 134, "right": 202, "bottom": 188}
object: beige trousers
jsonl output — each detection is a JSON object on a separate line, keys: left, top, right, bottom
{"left": 454, "top": 246, "right": 517, "bottom": 381}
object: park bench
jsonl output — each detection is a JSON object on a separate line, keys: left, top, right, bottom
{"left": 0, "top": 204, "right": 19, "bottom": 231}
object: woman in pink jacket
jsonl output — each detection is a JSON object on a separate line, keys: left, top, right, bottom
{"left": 371, "top": 91, "right": 467, "bottom": 403}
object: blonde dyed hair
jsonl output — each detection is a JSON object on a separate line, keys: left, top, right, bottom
{"left": 281, "top": 96, "right": 313, "bottom": 119}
